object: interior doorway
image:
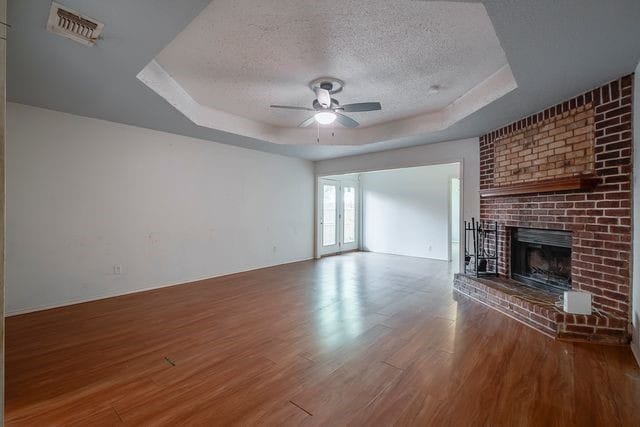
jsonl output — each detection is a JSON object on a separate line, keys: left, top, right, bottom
{"left": 316, "top": 163, "right": 461, "bottom": 263}
{"left": 318, "top": 177, "right": 359, "bottom": 256}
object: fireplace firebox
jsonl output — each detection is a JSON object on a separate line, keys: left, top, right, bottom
{"left": 511, "top": 228, "right": 572, "bottom": 292}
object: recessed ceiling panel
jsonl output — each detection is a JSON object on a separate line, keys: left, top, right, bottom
{"left": 153, "top": 0, "right": 511, "bottom": 129}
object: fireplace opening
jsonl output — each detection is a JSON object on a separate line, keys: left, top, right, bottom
{"left": 511, "top": 228, "right": 571, "bottom": 292}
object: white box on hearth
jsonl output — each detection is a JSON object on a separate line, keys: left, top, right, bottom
{"left": 563, "top": 291, "right": 592, "bottom": 315}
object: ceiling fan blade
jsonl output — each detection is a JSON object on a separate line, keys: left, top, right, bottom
{"left": 270, "top": 105, "right": 314, "bottom": 111}
{"left": 335, "top": 113, "right": 359, "bottom": 128}
{"left": 340, "top": 102, "right": 382, "bottom": 112}
{"left": 315, "top": 87, "right": 331, "bottom": 108}
{"left": 298, "top": 116, "right": 317, "bottom": 128}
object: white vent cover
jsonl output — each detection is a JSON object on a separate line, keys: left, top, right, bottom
{"left": 46, "top": 2, "right": 104, "bottom": 46}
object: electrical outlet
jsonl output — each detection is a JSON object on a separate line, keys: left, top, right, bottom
{"left": 113, "top": 264, "right": 122, "bottom": 275}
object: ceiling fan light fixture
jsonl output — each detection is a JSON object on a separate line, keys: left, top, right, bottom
{"left": 314, "top": 111, "right": 337, "bottom": 125}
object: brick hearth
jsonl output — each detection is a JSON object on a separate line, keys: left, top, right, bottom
{"left": 454, "top": 275, "right": 629, "bottom": 344}
{"left": 454, "top": 74, "right": 633, "bottom": 344}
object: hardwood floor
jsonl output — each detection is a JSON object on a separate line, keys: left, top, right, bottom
{"left": 6, "top": 252, "right": 640, "bottom": 426}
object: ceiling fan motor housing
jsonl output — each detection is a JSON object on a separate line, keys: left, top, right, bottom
{"left": 312, "top": 98, "right": 340, "bottom": 110}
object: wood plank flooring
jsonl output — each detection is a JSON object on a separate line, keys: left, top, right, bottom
{"left": 6, "top": 252, "right": 640, "bottom": 426}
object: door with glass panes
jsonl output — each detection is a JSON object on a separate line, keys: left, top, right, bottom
{"left": 319, "top": 178, "right": 358, "bottom": 256}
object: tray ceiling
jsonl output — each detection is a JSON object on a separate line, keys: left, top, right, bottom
{"left": 153, "top": 0, "right": 511, "bottom": 129}
{"left": 139, "top": 0, "right": 516, "bottom": 145}
{"left": 8, "top": 0, "right": 640, "bottom": 159}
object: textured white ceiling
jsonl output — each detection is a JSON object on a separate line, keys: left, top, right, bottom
{"left": 156, "top": 0, "right": 508, "bottom": 128}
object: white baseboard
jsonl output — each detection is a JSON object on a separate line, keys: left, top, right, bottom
{"left": 5, "top": 256, "right": 313, "bottom": 317}
{"left": 364, "top": 250, "right": 448, "bottom": 262}
{"left": 5, "top": 279, "right": 206, "bottom": 316}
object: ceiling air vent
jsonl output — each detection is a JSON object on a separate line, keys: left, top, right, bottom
{"left": 46, "top": 2, "right": 104, "bottom": 46}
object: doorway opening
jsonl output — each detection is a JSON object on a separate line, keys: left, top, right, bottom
{"left": 316, "top": 163, "right": 462, "bottom": 269}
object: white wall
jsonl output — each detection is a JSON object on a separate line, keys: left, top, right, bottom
{"left": 316, "top": 137, "right": 480, "bottom": 269}
{"left": 632, "top": 64, "right": 640, "bottom": 365}
{"left": 451, "top": 178, "right": 461, "bottom": 243}
{"left": 361, "top": 164, "right": 459, "bottom": 260}
{"left": 6, "top": 104, "right": 315, "bottom": 314}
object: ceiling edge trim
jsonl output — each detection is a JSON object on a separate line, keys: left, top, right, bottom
{"left": 137, "top": 61, "right": 517, "bottom": 146}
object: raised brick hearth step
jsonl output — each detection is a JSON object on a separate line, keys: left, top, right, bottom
{"left": 453, "top": 273, "right": 630, "bottom": 345}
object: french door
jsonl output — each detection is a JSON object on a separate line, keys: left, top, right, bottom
{"left": 318, "top": 178, "right": 359, "bottom": 256}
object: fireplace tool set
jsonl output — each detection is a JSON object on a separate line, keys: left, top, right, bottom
{"left": 464, "top": 218, "right": 499, "bottom": 277}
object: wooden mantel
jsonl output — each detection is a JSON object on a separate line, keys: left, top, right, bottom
{"left": 480, "top": 175, "right": 600, "bottom": 198}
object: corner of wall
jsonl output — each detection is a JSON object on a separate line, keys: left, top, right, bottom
{"left": 633, "top": 64, "right": 640, "bottom": 366}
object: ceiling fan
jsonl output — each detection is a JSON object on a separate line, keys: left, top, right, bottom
{"left": 270, "top": 78, "right": 381, "bottom": 128}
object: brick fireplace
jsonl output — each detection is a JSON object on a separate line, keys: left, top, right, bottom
{"left": 454, "top": 74, "right": 633, "bottom": 344}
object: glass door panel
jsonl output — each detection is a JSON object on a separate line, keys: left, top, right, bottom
{"left": 322, "top": 184, "right": 337, "bottom": 247}
{"left": 342, "top": 185, "right": 357, "bottom": 250}
{"left": 318, "top": 178, "right": 359, "bottom": 256}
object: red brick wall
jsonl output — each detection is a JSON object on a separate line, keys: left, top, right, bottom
{"left": 493, "top": 105, "right": 595, "bottom": 186}
{"left": 479, "top": 75, "right": 633, "bottom": 320}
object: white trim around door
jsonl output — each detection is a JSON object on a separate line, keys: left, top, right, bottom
{"left": 317, "top": 177, "right": 360, "bottom": 256}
